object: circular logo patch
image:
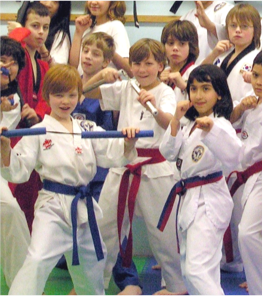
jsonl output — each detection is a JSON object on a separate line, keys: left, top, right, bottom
{"left": 241, "top": 130, "right": 248, "bottom": 139}
{"left": 192, "top": 145, "right": 205, "bottom": 162}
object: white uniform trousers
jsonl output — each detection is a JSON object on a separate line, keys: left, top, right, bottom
{"left": 98, "top": 172, "right": 186, "bottom": 293}
{"left": 8, "top": 197, "right": 106, "bottom": 295}
{"left": 0, "top": 178, "right": 30, "bottom": 287}
{"left": 221, "top": 176, "right": 244, "bottom": 272}
{"left": 179, "top": 195, "right": 226, "bottom": 295}
{"left": 238, "top": 174, "right": 262, "bottom": 295}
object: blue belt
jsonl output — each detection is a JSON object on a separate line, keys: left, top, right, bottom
{"left": 157, "top": 171, "right": 223, "bottom": 232}
{"left": 43, "top": 179, "right": 104, "bottom": 265}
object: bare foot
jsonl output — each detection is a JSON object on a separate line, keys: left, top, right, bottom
{"left": 152, "top": 264, "right": 161, "bottom": 270}
{"left": 118, "top": 285, "right": 142, "bottom": 295}
{"left": 68, "top": 288, "right": 76, "bottom": 295}
{"left": 154, "top": 289, "right": 188, "bottom": 295}
{"left": 239, "top": 281, "right": 248, "bottom": 292}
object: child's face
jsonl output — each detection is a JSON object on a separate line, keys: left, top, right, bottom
{"left": 87, "top": 1, "right": 111, "bottom": 17}
{"left": 40, "top": 1, "right": 59, "bottom": 18}
{"left": 49, "top": 88, "right": 79, "bottom": 122}
{"left": 24, "top": 12, "right": 50, "bottom": 50}
{"left": 131, "top": 53, "right": 164, "bottom": 90}
{"left": 0, "top": 55, "right": 19, "bottom": 90}
{"left": 189, "top": 79, "right": 221, "bottom": 117}
{"left": 228, "top": 17, "right": 254, "bottom": 49}
{"left": 81, "top": 43, "right": 108, "bottom": 77}
{"left": 165, "top": 36, "right": 189, "bottom": 70}
{"left": 251, "top": 64, "right": 262, "bottom": 99}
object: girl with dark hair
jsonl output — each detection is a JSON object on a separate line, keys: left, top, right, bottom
{"left": 159, "top": 64, "right": 243, "bottom": 295}
{"left": 39, "top": 1, "right": 71, "bottom": 65}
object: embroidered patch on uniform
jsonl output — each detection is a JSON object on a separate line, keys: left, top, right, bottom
{"left": 192, "top": 145, "right": 205, "bottom": 162}
{"left": 43, "top": 139, "right": 54, "bottom": 150}
{"left": 80, "top": 120, "right": 94, "bottom": 131}
{"left": 73, "top": 113, "right": 86, "bottom": 120}
{"left": 176, "top": 158, "right": 183, "bottom": 171}
{"left": 75, "top": 147, "right": 83, "bottom": 154}
{"left": 241, "top": 64, "right": 252, "bottom": 73}
{"left": 214, "top": 2, "right": 226, "bottom": 12}
{"left": 241, "top": 130, "right": 248, "bottom": 139}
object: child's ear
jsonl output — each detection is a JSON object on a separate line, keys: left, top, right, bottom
{"left": 218, "top": 96, "right": 222, "bottom": 101}
{"left": 158, "top": 62, "right": 164, "bottom": 73}
{"left": 102, "top": 59, "right": 110, "bottom": 69}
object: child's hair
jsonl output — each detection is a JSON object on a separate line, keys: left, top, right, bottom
{"left": 0, "top": 36, "right": 25, "bottom": 73}
{"left": 252, "top": 51, "right": 262, "bottom": 68}
{"left": 161, "top": 20, "right": 199, "bottom": 64}
{"left": 42, "top": 64, "right": 83, "bottom": 102}
{"left": 82, "top": 32, "right": 115, "bottom": 61}
{"left": 85, "top": 1, "right": 126, "bottom": 28}
{"left": 18, "top": 2, "right": 50, "bottom": 27}
{"left": 186, "top": 64, "right": 233, "bottom": 120}
{"left": 226, "top": 3, "right": 261, "bottom": 49}
{"left": 129, "top": 38, "right": 166, "bottom": 74}
{"left": 45, "top": 1, "right": 71, "bottom": 51}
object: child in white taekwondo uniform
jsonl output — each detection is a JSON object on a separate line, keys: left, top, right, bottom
{"left": 229, "top": 51, "right": 262, "bottom": 295}
{"left": 159, "top": 64, "right": 244, "bottom": 295}
{"left": 160, "top": 19, "right": 198, "bottom": 106}
{"left": 202, "top": 3, "right": 261, "bottom": 105}
{"left": 0, "top": 36, "right": 31, "bottom": 289}
{"left": 181, "top": 1, "right": 234, "bottom": 65}
{"left": 83, "top": 38, "right": 186, "bottom": 295}
{"left": 0, "top": 64, "right": 139, "bottom": 295}
{"left": 202, "top": 3, "right": 261, "bottom": 273}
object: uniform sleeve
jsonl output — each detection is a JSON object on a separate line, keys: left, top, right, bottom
{"left": 100, "top": 81, "right": 124, "bottom": 111}
{"left": 159, "top": 123, "right": 183, "bottom": 161}
{"left": 201, "top": 118, "right": 244, "bottom": 170}
{"left": 0, "top": 94, "right": 21, "bottom": 130}
{"left": 1, "top": 133, "right": 39, "bottom": 183}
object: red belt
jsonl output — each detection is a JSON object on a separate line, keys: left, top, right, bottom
{"left": 224, "top": 161, "right": 262, "bottom": 263}
{"left": 117, "top": 148, "right": 165, "bottom": 267}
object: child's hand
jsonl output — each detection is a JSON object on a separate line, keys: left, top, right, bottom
{"left": 168, "top": 72, "right": 186, "bottom": 90}
{"left": 7, "top": 21, "right": 22, "bottom": 34}
{"left": 242, "top": 71, "right": 252, "bottom": 84}
{"left": 195, "top": 116, "right": 214, "bottom": 132}
{"left": 1, "top": 95, "right": 18, "bottom": 112}
{"left": 0, "top": 60, "right": 14, "bottom": 76}
{"left": 137, "top": 89, "right": 157, "bottom": 112}
{"left": 240, "top": 96, "right": 258, "bottom": 111}
{"left": 213, "top": 40, "right": 233, "bottom": 56}
{"left": 160, "top": 68, "right": 171, "bottom": 84}
{"left": 175, "top": 100, "right": 192, "bottom": 121}
{"left": 75, "top": 15, "right": 92, "bottom": 34}
{"left": 21, "top": 104, "right": 40, "bottom": 126}
{"left": 122, "top": 127, "right": 140, "bottom": 153}
{"left": 101, "top": 68, "right": 121, "bottom": 83}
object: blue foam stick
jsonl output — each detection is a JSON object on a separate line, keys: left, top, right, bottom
{"left": 1, "top": 67, "right": 9, "bottom": 76}
{"left": 1, "top": 127, "right": 46, "bottom": 138}
{"left": 81, "top": 130, "right": 154, "bottom": 139}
